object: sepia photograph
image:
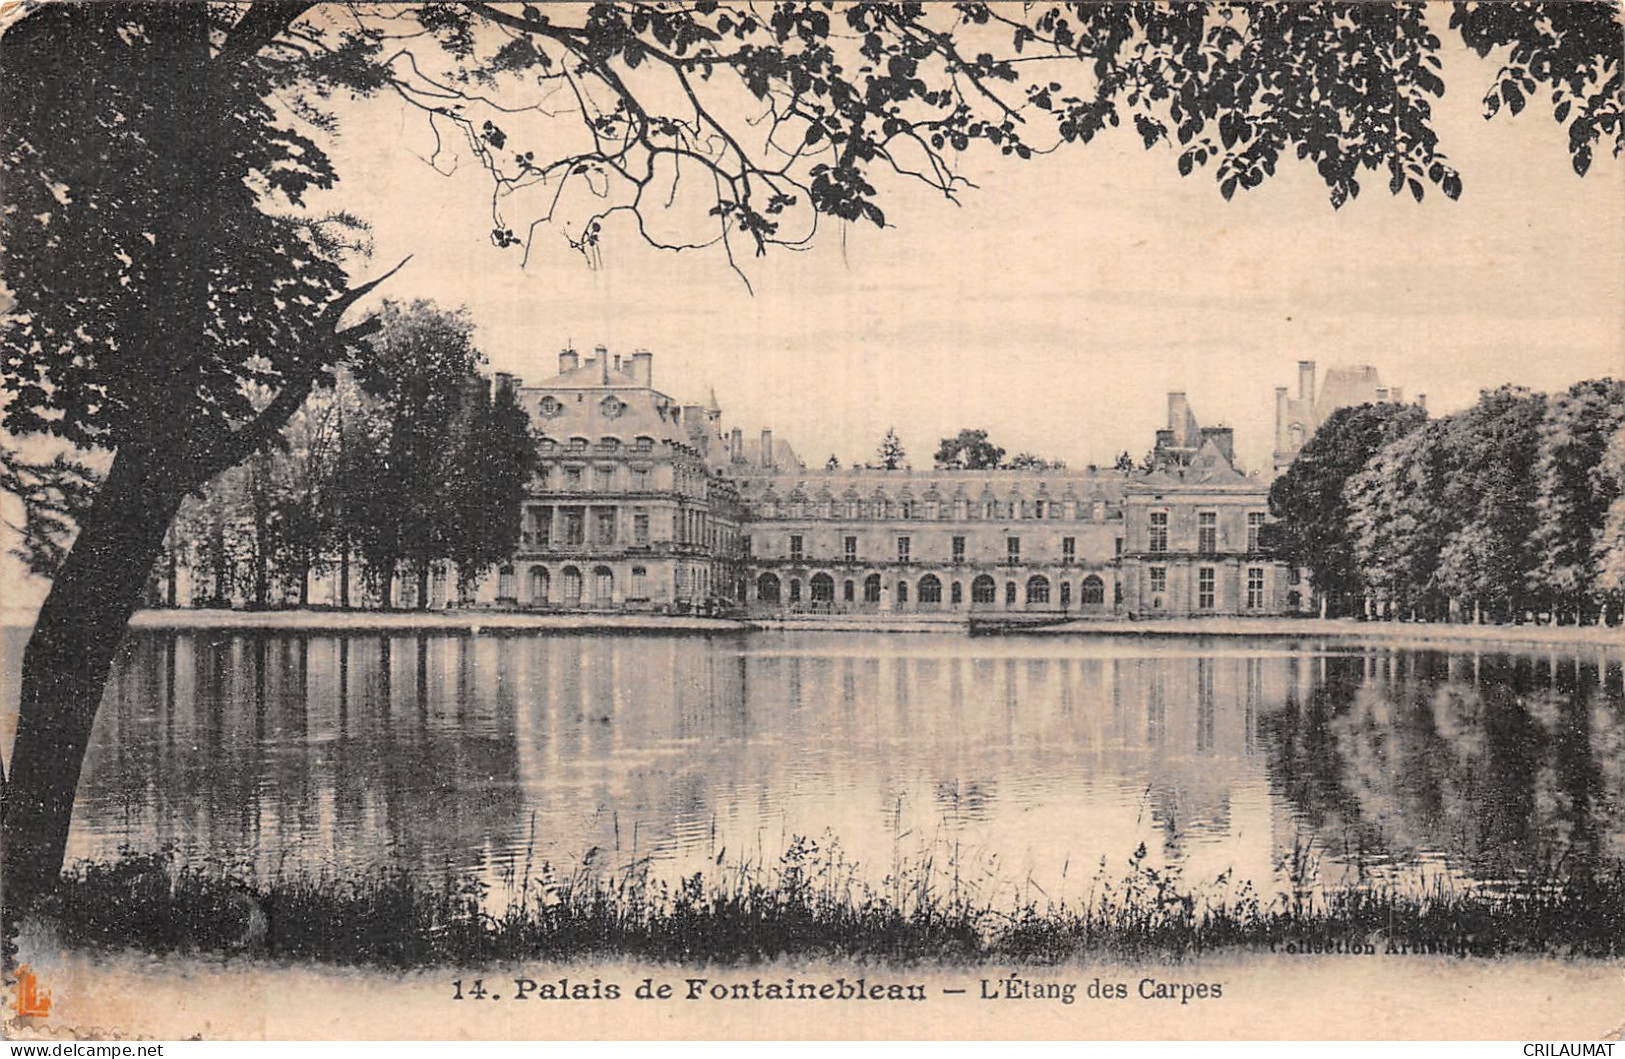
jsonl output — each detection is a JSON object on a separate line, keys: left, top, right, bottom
{"left": 1, "top": 0, "right": 1622, "bottom": 1043}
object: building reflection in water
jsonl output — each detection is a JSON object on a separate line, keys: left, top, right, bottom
{"left": 5, "top": 629, "right": 1615, "bottom": 907}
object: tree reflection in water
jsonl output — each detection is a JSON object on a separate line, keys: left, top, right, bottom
{"left": 3, "top": 629, "right": 1616, "bottom": 905}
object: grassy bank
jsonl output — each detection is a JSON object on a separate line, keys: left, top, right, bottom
{"left": 30, "top": 841, "right": 1625, "bottom": 968}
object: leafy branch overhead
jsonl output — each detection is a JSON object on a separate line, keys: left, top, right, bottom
{"left": 374, "top": 0, "right": 1621, "bottom": 273}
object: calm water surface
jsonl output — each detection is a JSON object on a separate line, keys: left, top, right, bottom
{"left": 2, "top": 628, "right": 1621, "bottom": 903}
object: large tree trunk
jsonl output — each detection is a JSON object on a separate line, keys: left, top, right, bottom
{"left": 2, "top": 446, "right": 185, "bottom": 930}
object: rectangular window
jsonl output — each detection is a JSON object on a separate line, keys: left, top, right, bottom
{"left": 1247, "top": 566, "right": 1265, "bottom": 609}
{"left": 563, "top": 509, "right": 585, "bottom": 546}
{"left": 952, "top": 535, "right": 966, "bottom": 563}
{"left": 789, "top": 534, "right": 803, "bottom": 562}
{"left": 844, "top": 535, "right": 857, "bottom": 562}
{"left": 1198, "top": 511, "right": 1217, "bottom": 554}
{"left": 595, "top": 466, "right": 615, "bottom": 491}
{"left": 1006, "top": 536, "right": 1020, "bottom": 563}
{"left": 1198, "top": 567, "right": 1216, "bottom": 610}
{"left": 1062, "top": 537, "right": 1076, "bottom": 563}
{"left": 1092, "top": 500, "right": 1105, "bottom": 522}
{"left": 537, "top": 465, "right": 551, "bottom": 489}
{"left": 1247, "top": 512, "right": 1265, "bottom": 552}
{"left": 898, "top": 536, "right": 911, "bottom": 563}
{"left": 565, "top": 467, "right": 583, "bottom": 490}
{"left": 900, "top": 501, "right": 915, "bottom": 519}
{"left": 1149, "top": 512, "right": 1168, "bottom": 553}
{"left": 632, "top": 468, "right": 650, "bottom": 492}
{"left": 1034, "top": 500, "right": 1045, "bottom": 519}
{"left": 1149, "top": 566, "right": 1167, "bottom": 594}
{"left": 633, "top": 512, "right": 650, "bottom": 544}
{"left": 594, "top": 509, "right": 617, "bottom": 545}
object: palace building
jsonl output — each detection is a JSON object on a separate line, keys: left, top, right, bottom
{"left": 500, "top": 345, "right": 748, "bottom": 611}
{"left": 473, "top": 348, "right": 1296, "bottom": 618}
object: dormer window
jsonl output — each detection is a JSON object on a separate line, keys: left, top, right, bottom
{"left": 634, "top": 436, "right": 654, "bottom": 453}
{"left": 567, "top": 437, "right": 588, "bottom": 453}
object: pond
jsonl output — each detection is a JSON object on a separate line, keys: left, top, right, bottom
{"left": 3, "top": 628, "right": 1621, "bottom": 905}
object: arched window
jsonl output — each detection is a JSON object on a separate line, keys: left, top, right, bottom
{"left": 864, "top": 574, "right": 882, "bottom": 604}
{"left": 562, "top": 566, "right": 583, "bottom": 605}
{"left": 1005, "top": 581, "right": 1018, "bottom": 606}
{"left": 918, "top": 574, "right": 942, "bottom": 605}
{"left": 530, "top": 566, "right": 549, "bottom": 605}
{"left": 896, "top": 580, "right": 909, "bottom": 605}
{"left": 498, "top": 564, "right": 516, "bottom": 600}
{"left": 789, "top": 578, "right": 802, "bottom": 603}
{"left": 972, "top": 575, "right": 997, "bottom": 605}
{"left": 843, "top": 579, "right": 856, "bottom": 603}
{"left": 757, "top": 572, "right": 781, "bottom": 603}
{"left": 1081, "top": 575, "right": 1105, "bottom": 606}
{"left": 951, "top": 581, "right": 964, "bottom": 606}
{"left": 811, "top": 573, "right": 835, "bottom": 602}
{"left": 593, "top": 566, "right": 614, "bottom": 604}
{"left": 1026, "top": 576, "right": 1051, "bottom": 605}
{"left": 631, "top": 566, "right": 648, "bottom": 599}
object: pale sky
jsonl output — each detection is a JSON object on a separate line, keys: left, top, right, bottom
{"left": 316, "top": 21, "right": 1623, "bottom": 477}
{"left": 2, "top": 14, "right": 1622, "bottom": 612}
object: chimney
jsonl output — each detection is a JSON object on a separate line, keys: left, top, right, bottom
{"left": 594, "top": 344, "right": 609, "bottom": 384}
{"left": 1390, "top": 386, "right": 1404, "bottom": 404}
{"left": 613, "top": 352, "right": 622, "bottom": 374}
{"left": 559, "top": 347, "right": 579, "bottom": 374}
{"left": 760, "top": 429, "right": 774, "bottom": 468}
{"left": 1167, "top": 392, "right": 1191, "bottom": 443}
{"left": 494, "top": 372, "right": 518, "bottom": 396}
{"left": 731, "top": 427, "right": 744, "bottom": 462}
{"left": 632, "top": 349, "right": 652, "bottom": 387}
{"left": 1298, "top": 359, "right": 1317, "bottom": 402}
{"left": 1417, "top": 393, "right": 1428, "bottom": 411}
{"left": 1375, "top": 387, "right": 1390, "bottom": 403}
{"left": 1274, "top": 386, "right": 1289, "bottom": 449}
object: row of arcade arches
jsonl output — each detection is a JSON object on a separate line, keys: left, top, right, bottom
{"left": 511, "top": 564, "right": 647, "bottom": 605}
{"left": 754, "top": 572, "right": 1109, "bottom": 609}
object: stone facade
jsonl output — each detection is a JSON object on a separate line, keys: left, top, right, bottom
{"left": 494, "top": 345, "right": 748, "bottom": 611}
{"left": 731, "top": 468, "right": 1129, "bottom": 614}
{"left": 724, "top": 391, "right": 1289, "bottom": 618}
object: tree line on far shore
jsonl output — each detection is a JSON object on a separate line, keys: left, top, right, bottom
{"left": 159, "top": 300, "right": 536, "bottom": 609}
{"left": 1266, "top": 379, "right": 1625, "bottom": 625}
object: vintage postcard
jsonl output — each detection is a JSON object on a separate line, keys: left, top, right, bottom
{"left": 2, "top": 0, "right": 1623, "bottom": 1044}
